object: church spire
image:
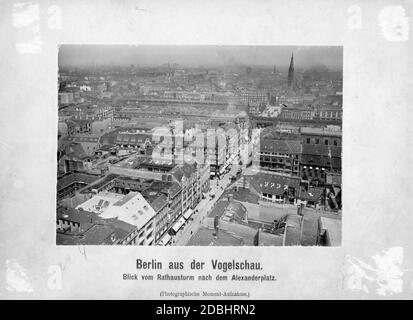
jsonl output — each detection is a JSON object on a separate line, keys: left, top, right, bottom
{"left": 288, "top": 52, "right": 294, "bottom": 88}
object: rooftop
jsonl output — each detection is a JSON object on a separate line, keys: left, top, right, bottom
{"left": 171, "top": 162, "right": 197, "bottom": 182}
{"left": 57, "top": 206, "right": 101, "bottom": 228}
{"left": 76, "top": 191, "right": 124, "bottom": 214}
{"left": 297, "top": 187, "right": 324, "bottom": 201}
{"left": 319, "top": 216, "right": 342, "bottom": 246}
{"left": 81, "top": 174, "right": 118, "bottom": 192}
{"left": 187, "top": 227, "right": 244, "bottom": 246}
{"left": 198, "top": 218, "right": 283, "bottom": 246}
{"left": 57, "top": 172, "right": 101, "bottom": 191}
{"left": 150, "top": 180, "right": 181, "bottom": 198}
{"left": 248, "top": 172, "right": 301, "bottom": 196}
{"left": 259, "top": 139, "right": 302, "bottom": 154}
{"left": 101, "top": 192, "right": 156, "bottom": 230}
{"left": 78, "top": 224, "right": 117, "bottom": 245}
{"left": 302, "top": 144, "right": 341, "bottom": 158}
{"left": 300, "top": 126, "right": 342, "bottom": 137}
{"left": 283, "top": 214, "right": 302, "bottom": 246}
{"left": 141, "top": 189, "right": 168, "bottom": 213}
{"left": 301, "top": 154, "right": 341, "bottom": 169}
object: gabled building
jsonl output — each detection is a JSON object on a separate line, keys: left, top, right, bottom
{"left": 56, "top": 206, "right": 140, "bottom": 246}
{"left": 115, "top": 131, "right": 154, "bottom": 152}
{"left": 100, "top": 192, "right": 156, "bottom": 245}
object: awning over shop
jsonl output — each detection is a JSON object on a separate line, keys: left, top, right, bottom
{"left": 157, "top": 233, "right": 172, "bottom": 246}
{"left": 171, "top": 217, "right": 186, "bottom": 233}
{"left": 183, "top": 209, "right": 194, "bottom": 220}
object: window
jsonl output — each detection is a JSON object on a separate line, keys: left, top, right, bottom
{"left": 333, "top": 140, "right": 338, "bottom": 146}
{"left": 325, "top": 140, "right": 329, "bottom": 145}
{"left": 315, "top": 139, "right": 319, "bottom": 144}
{"left": 306, "top": 138, "right": 310, "bottom": 144}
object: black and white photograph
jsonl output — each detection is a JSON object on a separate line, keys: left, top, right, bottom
{"left": 2, "top": 0, "right": 412, "bottom": 301}
{"left": 56, "top": 45, "right": 342, "bottom": 246}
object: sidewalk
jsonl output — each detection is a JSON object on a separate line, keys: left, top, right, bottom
{"left": 173, "top": 159, "right": 239, "bottom": 246}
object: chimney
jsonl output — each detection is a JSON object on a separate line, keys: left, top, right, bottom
{"left": 253, "top": 228, "right": 260, "bottom": 246}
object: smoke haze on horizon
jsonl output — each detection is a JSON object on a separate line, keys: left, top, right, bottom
{"left": 59, "top": 45, "right": 342, "bottom": 70}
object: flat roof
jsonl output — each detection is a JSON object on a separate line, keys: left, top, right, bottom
{"left": 76, "top": 192, "right": 124, "bottom": 214}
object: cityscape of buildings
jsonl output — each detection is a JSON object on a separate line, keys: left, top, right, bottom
{"left": 57, "top": 45, "right": 342, "bottom": 247}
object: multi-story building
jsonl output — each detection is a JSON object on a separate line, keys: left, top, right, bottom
{"left": 115, "top": 130, "right": 155, "bottom": 153}
{"left": 300, "top": 144, "right": 341, "bottom": 186}
{"left": 256, "top": 139, "right": 302, "bottom": 176}
{"left": 57, "top": 206, "right": 137, "bottom": 245}
{"left": 237, "top": 91, "right": 269, "bottom": 106}
{"left": 279, "top": 107, "right": 314, "bottom": 121}
{"left": 57, "top": 172, "right": 101, "bottom": 202}
{"left": 312, "top": 108, "right": 342, "bottom": 122}
{"left": 57, "top": 189, "right": 157, "bottom": 245}
{"left": 60, "top": 135, "right": 101, "bottom": 156}
{"left": 199, "top": 161, "right": 211, "bottom": 194}
{"left": 171, "top": 162, "right": 200, "bottom": 215}
{"left": 99, "top": 191, "right": 156, "bottom": 245}
{"left": 300, "top": 126, "right": 342, "bottom": 147}
{"left": 73, "top": 169, "right": 183, "bottom": 245}
{"left": 147, "top": 181, "right": 182, "bottom": 244}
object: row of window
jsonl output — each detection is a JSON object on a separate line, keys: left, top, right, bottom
{"left": 260, "top": 157, "right": 299, "bottom": 164}
{"left": 305, "top": 138, "right": 339, "bottom": 146}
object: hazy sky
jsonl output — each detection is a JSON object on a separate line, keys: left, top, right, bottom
{"left": 59, "top": 45, "right": 342, "bottom": 69}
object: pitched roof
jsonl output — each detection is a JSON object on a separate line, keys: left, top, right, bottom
{"left": 61, "top": 142, "right": 89, "bottom": 160}
{"left": 301, "top": 154, "right": 341, "bottom": 169}
{"left": 64, "top": 135, "right": 100, "bottom": 143}
{"left": 259, "top": 139, "right": 302, "bottom": 154}
{"left": 141, "top": 190, "right": 168, "bottom": 213}
{"left": 258, "top": 231, "right": 284, "bottom": 246}
{"left": 171, "top": 162, "right": 197, "bottom": 182}
{"left": 187, "top": 227, "right": 243, "bottom": 246}
{"left": 79, "top": 224, "right": 117, "bottom": 245}
{"left": 148, "top": 181, "right": 181, "bottom": 198}
{"left": 115, "top": 133, "right": 153, "bottom": 145}
{"left": 300, "top": 126, "right": 342, "bottom": 137}
{"left": 57, "top": 172, "right": 101, "bottom": 191}
{"left": 101, "top": 192, "right": 156, "bottom": 230}
{"left": 57, "top": 206, "right": 101, "bottom": 227}
{"left": 302, "top": 144, "right": 341, "bottom": 157}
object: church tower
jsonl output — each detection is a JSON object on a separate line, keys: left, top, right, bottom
{"left": 288, "top": 52, "right": 294, "bottom": 88}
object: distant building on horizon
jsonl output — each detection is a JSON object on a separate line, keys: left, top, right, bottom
{"left": 288, "top": 53, "right": 294, "bottom": 88}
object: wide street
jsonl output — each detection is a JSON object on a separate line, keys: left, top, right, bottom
{"left": 172, "top": 156, "right": 241, "bottom": 246}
